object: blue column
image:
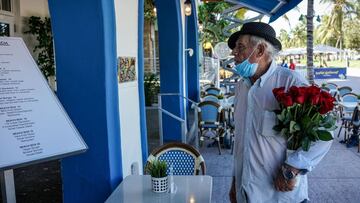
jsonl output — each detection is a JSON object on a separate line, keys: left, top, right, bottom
{"left": 137, "top": 0, "right": 148, "bottom": 165}
{"left": 155, "top": 0, "right": 184, "bottom": 142}
{"left": 48, "top": 0, "right": 122, "bottom": 202}
{"left": 186, "top": 0, "right": 200, "bottom": 103}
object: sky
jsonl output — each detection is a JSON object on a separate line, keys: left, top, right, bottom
{"left": 268, "top": 1, "right": 332, "bottom": 33}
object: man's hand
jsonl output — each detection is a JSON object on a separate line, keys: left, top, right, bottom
{"left": 229, "top": 177, "right": 237, "bottom": 203}
{"left": 274, "top": 167, "right": 297, "bottom": 192}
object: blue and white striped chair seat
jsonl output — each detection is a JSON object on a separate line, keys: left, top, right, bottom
{"left": 158, "top": 150, "right": 196, "bottom": 175}
{"left": 146, "top": 143, "right": 206, "bottom": 175}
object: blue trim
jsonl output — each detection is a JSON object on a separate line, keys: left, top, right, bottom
{"left": 186, "top": 0, "right": 200, "bottom": 103}
{"left": 138, "top": 0, "right": 148, "bottom": 166}
{"left": 48, "top": 0, "right": 122, "bottom": 202}
{"left": 155, "top": 0, "right": 185, "bottom": 142}
{"left": 229, "top": 0, "right": 303, "bottom": 23}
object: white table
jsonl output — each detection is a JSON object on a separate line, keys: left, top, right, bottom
{"left": 105, "top": 175, "right": 213, "bottom": 203}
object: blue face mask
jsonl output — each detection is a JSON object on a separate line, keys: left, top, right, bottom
{"left": 234, "top": 48, "right": 259, "bottom": 77}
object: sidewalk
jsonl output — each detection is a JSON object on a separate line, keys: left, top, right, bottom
{"left": 200, "top": 127, "right": 360, "bottom": 203}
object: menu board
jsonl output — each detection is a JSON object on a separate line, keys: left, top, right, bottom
{"left": 0, "top": 37, "right": 87, "bottom": 170}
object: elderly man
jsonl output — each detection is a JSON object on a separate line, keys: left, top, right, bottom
{"left": 228, "top": 22, "right": 332, "bottom": 203}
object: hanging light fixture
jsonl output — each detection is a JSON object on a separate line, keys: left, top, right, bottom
{"left": 184, "top": 0, "right": 192, "bottom": 16}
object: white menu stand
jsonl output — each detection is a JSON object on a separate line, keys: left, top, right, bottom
{"left": 1, "top": 169, "right": 16, "bottom": 203}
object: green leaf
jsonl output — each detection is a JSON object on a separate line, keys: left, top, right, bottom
{"left": 301, "top": 137, "right": 310, "bottom": 151}
{"left": 278, "top": 109, "right": 286, "bottom": 122}
{"left": 280, "top": 128, "right": 288, "bottom": 137}
{"left": 317, "top": 130, "right": 333, "bottom": 141}
{"left": 284, "top": 110, "right": 292, "bottom": 124}
{"left": 309, "top": 130, "right": 318, "bottom": 142}
{"left": 326, "top": 125, "right": 338, "bottom": 131}
{"left": 300, "top": 116, "right": 311, "bottom": 129}
{"left": 320, "top": 114, "right": 336, "bottom": 128}
{"left": 289, "top": 121, "right": 298, "bottom": 133}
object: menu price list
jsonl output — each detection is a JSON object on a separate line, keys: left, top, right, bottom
{"left": 0, "top": 41, "right": 44, "bottom": 160}
{"left": 0, "top": 37, "right": 87, "bottom": 170}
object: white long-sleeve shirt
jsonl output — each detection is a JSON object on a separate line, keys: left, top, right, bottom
{"left": 233, "top": 61, "right": 333, "bottom": 203}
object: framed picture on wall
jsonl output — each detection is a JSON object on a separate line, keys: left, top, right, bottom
{"left": 118, "top": 57, "right": 136, "bottom": 83}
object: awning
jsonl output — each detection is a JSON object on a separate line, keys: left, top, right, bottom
{"left": 313, "top": 44, "right": 344, "bottom": 54}
{"left": 228, "top": 0, "right": 303, "bottom": 22}
{"left": 280, "top": 45, "right": 345, "bottom": 56}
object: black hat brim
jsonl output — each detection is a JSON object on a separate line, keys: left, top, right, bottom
{"left": 228, "top": 30, "right": 282, "bottom": 51}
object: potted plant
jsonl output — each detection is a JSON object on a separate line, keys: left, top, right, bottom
{"left": 144, "top": 73, "right": 160, "bottom": 106}
{"left": 146, "top": 159, "right": 168, "bottom": 193}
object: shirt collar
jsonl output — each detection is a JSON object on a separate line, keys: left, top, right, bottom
{"left": 259, "top": 60, "right": 277, "bottom": 88}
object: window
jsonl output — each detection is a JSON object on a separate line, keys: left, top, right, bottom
{"left": 0, "top": 0, "right": 11, "bottom": 12}
{"left": 0, "top": 22, "right": 9, "bottom": 36}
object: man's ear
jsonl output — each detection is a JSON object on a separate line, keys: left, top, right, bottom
{"left": 256, "top": 43, "right": 265, "bottom": 57}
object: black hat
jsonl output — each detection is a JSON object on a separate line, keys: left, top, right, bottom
{"left": 227, "top": 22, "right": 282, "bottom": 51}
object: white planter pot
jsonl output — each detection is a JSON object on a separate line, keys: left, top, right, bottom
{"left": 151, "top": 176, "right": 168, "bottom": 193}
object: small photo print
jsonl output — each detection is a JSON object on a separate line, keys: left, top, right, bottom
{"left": 118, "top": 57, "right": 136, "bottom": 83}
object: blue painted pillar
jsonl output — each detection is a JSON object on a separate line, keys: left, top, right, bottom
{"left": 155, "top": 0, "right": 185, "bottom": 142}
{"left": 48, "top": 0, "right": 122, "bottom": 203}
{"left": 137, "top": 0, "right": 148, "bottom": 165}
{"left": 186, "top": 0, "right": 200, "bottom": 103}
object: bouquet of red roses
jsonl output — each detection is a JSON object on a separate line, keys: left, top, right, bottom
{"left": 272, "top": 85, "right": 336, "bottom": 151}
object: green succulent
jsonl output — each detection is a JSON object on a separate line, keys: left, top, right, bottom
{"left": 146, "top": 159, "right": 167, "bottom": 178}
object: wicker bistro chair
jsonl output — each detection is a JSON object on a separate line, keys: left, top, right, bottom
{"left": 202, "top": 94, "right": 219, "bottom": 103}
{"left": 325, "top": 82, "right": 338, "bottom": 90}
{"left": 343, "top": 106, "right": 360, "bottom": 151}
{"left": 202, "top": 83, "right": 214, "bottom": 91}
{"left": 221, "top": 94, "right": 235, "bottom": 153}
{"left": 337, "top": 93, "right": 359, "bottom": 140}
{"left": 338, "top": 86, "right": 352, "bottom": 97}
{"left": 325, "top": 82, "right": 338, "bottom": 97}
{"left": 146, "top": 142, "right": 206, "bottom": 175}
{"left": 205, "top": 87, "right": 221, "bottom": 96}
{"left": 197, "top": 101, "right": 224, "bottom": 155}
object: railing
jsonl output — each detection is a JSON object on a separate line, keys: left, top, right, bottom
{"left": 157, "top": 93, "right": 199, "bottom": 145}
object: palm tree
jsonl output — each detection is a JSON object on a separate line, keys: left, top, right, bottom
{"left": 278, "top": 29, "right": 291, "bottom": 49}
{"left": 290, "top": 20, "right": 307, "bottom": 47}
{"left": 306, "top": 0, "right": 315, "bottom": 84}
{"left": 319, "top": 0, "right": 355, "bottom": 49}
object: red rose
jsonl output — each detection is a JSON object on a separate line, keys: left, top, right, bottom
{"left": 310, "top": 94, "right": 320, "bottom": 105}
{"left": 307, "top": 85, "right": 321, "bottom": 105}
{"left": 281, "top": 93, "right": 294, "bottom": 107}
{"left": 307, "top": 85, "right": 321, "bottom": 95}
{"left": 318, "top": 91, "right": 335, "bottom": 114}
{"left": 273, "top": 87, "right": 285, "bottom": 101}
{"left": 289, "top": 86, "right": 307, "bottom": 104}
